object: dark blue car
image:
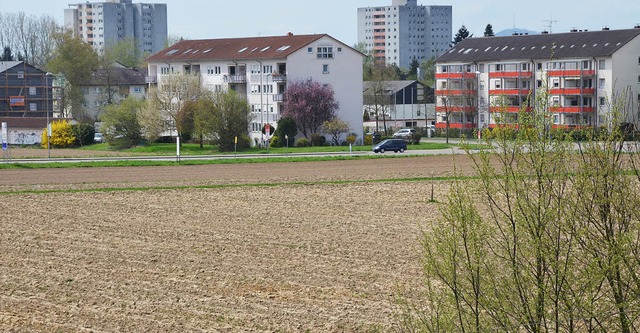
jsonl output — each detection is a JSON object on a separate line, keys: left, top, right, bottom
{"left": 373, "top": 139, "right": 407, "bottom": 153}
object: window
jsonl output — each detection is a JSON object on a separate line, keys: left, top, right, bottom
{"left": 337, "top": 47, "right": 343, "bottom": 53}
{"left": 263, "top": 84, "right": 273, "bottom": 93}
{"left": 553, "top": 114, "right": 560, "bottom": 124}
{"left": 17, "top": 71, "right": 24, "bottom": 79}
{"left": 598, "top": 59, "right": 605, "bottom": 69}
{"left": 322, "top": 64, "right": 329, "bottom": 74}
{"left": 250, "top": 65, "right": 261, "bottom": 74}
{"left": 30, "top": 103, "right": 37, "bottom": 111}
{"left": 599, "top": 97, "right": 606, "bottom": 106}
{"left": 317, "top": 46, "right": 334, "bottom": 59}
{"left": 251, "top": 85, "right": 261, "bottom": 94}
{"left": 495, "top": 64, "right": 502, "bottom": 72}
{"left": 537, "top": 63, "right": 543, "bottom": 70}
{"left": 161, "top": 67, "right": 170, "bottom": 75}
{"left": 29, "top": 87, "right": 37, "bottom": 95}
{"left": 599, "top": 78, "right": 605, "bottom": 89}
{"left": 552, "top": 78, "right": 559, "bottom": 88}
{"left": 207, "top": 67, "right": 214, "bottom": 75}
{"left": 552, "top": 96, "right": 560, "bottom": 106}
{"left": 583, "top": 60, "right": 590, "bottom": 69}
{"left": 307, "top": 47, "right": 313, "bottom": 53}
{"left": 263, "top": 65, "right": 273, "bottom": 74}
{"left": 133, "top": 87, "right": 142, "bottom": 93}
{"left": 215, "top": 66, "right": 221, "bottom": 74}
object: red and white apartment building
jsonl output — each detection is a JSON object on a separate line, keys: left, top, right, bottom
{"left": 434, "top": 27, "right": 640, "bottom": 130}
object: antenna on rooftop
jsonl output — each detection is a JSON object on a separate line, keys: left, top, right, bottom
{"left": 543, "top": 15, "right": 557, "bottom": 33}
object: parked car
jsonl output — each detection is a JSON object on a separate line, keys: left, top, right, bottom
{"left": 372, "top": 139, "right": 407, "bottom": 153}
{"left": 392, "top": 128, "right": 416, "bottom": 139}
{"left": 93, "top": 132, "right": 103, "bottom": 143}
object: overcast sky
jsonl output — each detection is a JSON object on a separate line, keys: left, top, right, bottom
{"left": 3, "top": 0, "right": 639, "bottom": 45}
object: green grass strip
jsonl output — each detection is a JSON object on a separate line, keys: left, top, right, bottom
{"left": 0, "top": 153, "right": 443, "bottom": 169}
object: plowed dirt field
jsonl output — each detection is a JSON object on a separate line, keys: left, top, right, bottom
{"left": 0, "top": 155, "right": 475, "bottom": 332}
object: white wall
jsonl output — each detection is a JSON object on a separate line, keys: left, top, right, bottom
{"left": 287, "top": 36, "right": 364, "bottom": 142}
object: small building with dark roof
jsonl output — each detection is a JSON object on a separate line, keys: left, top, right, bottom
{"left": 363, "top": 80, "right": 434, "bottom": 133}
{"left": 434, "top": 28, "right": 640, "bottom": 130}
{"left": 75, "top": 62, "right": 148, "bottom": 122}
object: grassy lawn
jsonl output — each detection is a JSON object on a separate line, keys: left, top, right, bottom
{"left": 80, "top": 141, "right": 457, "bottom": 155}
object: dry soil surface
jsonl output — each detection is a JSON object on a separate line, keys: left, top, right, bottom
{"left": 0, "top": 156, "right": 473, "bottom": 332}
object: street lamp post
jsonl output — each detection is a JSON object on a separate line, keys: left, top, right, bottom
{"left": 46, "top": 73, "right": 52, "bottom": 158}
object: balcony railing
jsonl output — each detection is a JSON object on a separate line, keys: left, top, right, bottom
{"left": 489, "top": 89, "right": 532, "bottom": 95}
{"left": 489, "top": 106, "right": 532, "bottom": 113}
{"left": 435, "top": 106, "right": 477, "bottom": 112}
{"left": 272, "top": 74, "right": 287, "bottom": 82}
{"left": 435, "top": 72, "right": 478, "bottom": 79}
{"left": 224, "top": 75, "right": 247, "bottom": 83}
{"left": 489, "top": 71, "right": 533, "bottom": 78}
{"left": 435, "top": 89, "right": 476, "bottom": 96}
{"left": 549, "top": 88, "right": 595, "bottom": 95}
{"left": 273, "top": 93, "right": 284, "bottom": 102}
{"left": 550, "top": 106, "right": 595, "bottom": 113}
{"left": 547, "top": 69, "right": 596, "bottom": 77}
{"left": 145, "top": 76, "right": 157, "bottom": 84}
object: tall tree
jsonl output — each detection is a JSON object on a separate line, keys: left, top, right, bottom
{"left": 144, "top": 73, "right": 205, "bottom": 141}
{"left": 321, "top": 117, "right": 351, "bottom": 146}
{"left": 47, "top": 29, "right": 99, "bottom": 121}
{"left": 282, "top": 79, "right": 339, "bottom": 139}
{"left": 194, "top": 90, "right": 251, "bottom": 151}
{"left": 402, "top": 88, "right": 640, "bottom": 333}
{"left": 101, "top": 96, "right": 143, "bottom": 148}
{"left": 365, "top": 62, "right": 399, "bottom": 134}
{"left": 407, "top": 57, "right": 420, "bottom": 80}
{"left": 0, "top": 12, "right": 60, "bottom": 68}
{"left": 418, "top": 56, "right": 437, "bottom": 88}
{"left": 0, "top": 46, "right": 14, "bottom": 61}
{"left": 484, "top": 24, "right": 495, "bottom": 37}
{"left": 451, "top": 25, "right": 473, "bottom": 46}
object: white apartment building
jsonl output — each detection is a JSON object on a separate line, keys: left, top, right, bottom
{"left": 434, "top": 28, "right": 640, "bottom": 131}
{"left": 64, "top": 0, "right": 167, "bottom": 56}
{"left": 357, "top": 0, "right": 452, "bottom": 68}
{"left": 146, "top": 33, "right": 364, "bottom": 145}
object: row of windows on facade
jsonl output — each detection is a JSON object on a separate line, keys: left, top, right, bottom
{"left": 162, "top": 64, "right": 331, "bottom": 77}
{"left": 438, "top": 59, "right": 626, "bottom": 74}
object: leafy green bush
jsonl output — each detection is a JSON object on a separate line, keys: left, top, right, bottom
{"left": 71, "top": 123, "right": 95, "bottom": 147}
{"left": 270, "top": 135, "right": 280, "bottom": 148}
{"left": 310, "top": 133, "right": 326, "bottom": 146}
{"left": 295, "top": 138, "right": 311, "bottom": 147}
{"left": 346, "top": 133, "right": 357, "bottom": 145}
{"left": 409, "top": 132, "right": 422, "bottom": 144}
{"left": 364, "top": 134, "right": 373, "bottom": 145}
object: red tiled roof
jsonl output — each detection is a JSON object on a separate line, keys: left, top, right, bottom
{"left": 146, "top": 34, "right": 330, "bottom": 62}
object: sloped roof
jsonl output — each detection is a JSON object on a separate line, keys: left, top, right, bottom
{"left": 146, "top": 34, "right": 331, "bottom": 62}
{"left": 78, "top": 66, "right": 148, "bottom": 86}
{"left": 436, "top": 28, "right": 640, "bottom": 63}
{"left": 0, "top": 61, "right": 25, "bottom": 74}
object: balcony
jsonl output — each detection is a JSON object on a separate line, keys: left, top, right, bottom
{"left": 436, "top": 89, "right": 476, "bottom": 96}
{"left": 435, "top": 72, "right": 478, "bottom": 79}
{"left": 490, "top": 106, "right": 532, "bottom": 113}
{"left": 489, "top": 71, "right": 533, "bottom": 78}
{"left": 224, "top": 75, "right": 247, "bottom": 84}
{"left": 435, "top": 106, "right": 477, "bottom": 112}
{"left": 549, "top": 88, "right": 595, "bottom": 95}
{"left": 489, "top": 89, "right": 532, "bottom": 96}
{"left": 272, "top": 74, "right": 286, "bottom": 83}
{"left": 550, "top": 106, "right": 595, "bottom": 113}
{"left": 547, "top": 69, "right": 596, "bottom": 77}
{"left": 272, "top": 93, "right": 284, "bottom": 102}
{"left": 435, "top": 122, "right": 476, "bottom": 129}
{"left": 145, "top": 76, "right": 157, "bottom": 84}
